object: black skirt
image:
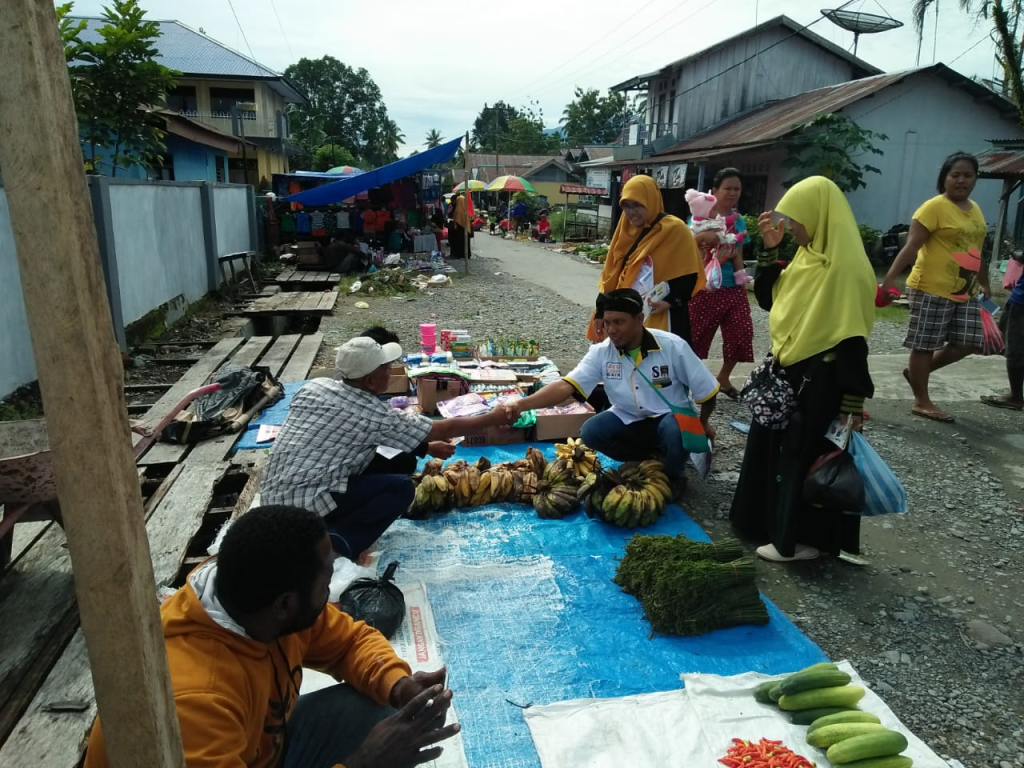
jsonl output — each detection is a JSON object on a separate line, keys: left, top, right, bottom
{"left": 729, "top": 347, "right": 863, "bottom": 557}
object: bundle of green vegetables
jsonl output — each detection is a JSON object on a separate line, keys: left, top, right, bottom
{"left": 614, "top": 535, "right": 769, "bottom": 636}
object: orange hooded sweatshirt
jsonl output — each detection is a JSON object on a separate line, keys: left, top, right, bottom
{"left": 83, "top": 559, "right": 411, "bottom": 768}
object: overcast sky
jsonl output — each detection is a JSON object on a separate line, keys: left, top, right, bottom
{"left": 72, "top": 0, "right": 1000, "bottom": 156}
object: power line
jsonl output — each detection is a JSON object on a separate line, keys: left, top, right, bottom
{"left": 269, "top": 0, "right": 294, "bottom": 61}
{"left": 226, "top": 0, "right": 257, "bottom": 63}
{"left": 949, "top": 34, "right": 991, "bottom": 66}
{"left": 514, "top": 0, "right": 708, "bottom": 102}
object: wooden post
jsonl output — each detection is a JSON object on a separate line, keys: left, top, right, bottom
{"left": 0, "top": 5, "right": 185, "bottom": 768}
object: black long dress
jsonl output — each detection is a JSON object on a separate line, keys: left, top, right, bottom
{"left": 729, "top": 262, "right": 873, "bottom": 557}
{"left": 449, "top": 221, "right": 472, "bottom": 259}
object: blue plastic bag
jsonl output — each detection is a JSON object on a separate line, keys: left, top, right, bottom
{"left": 848, "top": 432, "right": 907, "bottom": 516}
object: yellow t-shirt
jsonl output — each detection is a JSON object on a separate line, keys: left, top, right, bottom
{"left": 906, "top": 195, "right": 987, "bottom": 302}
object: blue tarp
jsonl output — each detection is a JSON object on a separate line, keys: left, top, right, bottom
{"left": 374, "top": 443, "right": 826, "bottom": 768}
{"left": 235, "top": 380, "right": 306, "bottom": 450}
{"left": 284, "top": 136, "right": 463, "bottom": 207}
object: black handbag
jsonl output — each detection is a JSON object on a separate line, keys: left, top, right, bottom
{"left": 804, "top": 447, "right": 865, "bottom": 511}
{"left": 741, "top": 354, "right": 797, "bottom": 430}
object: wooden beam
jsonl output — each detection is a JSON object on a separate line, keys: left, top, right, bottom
{"left": 0, "top": 5, "right": 184, "bottom": 768}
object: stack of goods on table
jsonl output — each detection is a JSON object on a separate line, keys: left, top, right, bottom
{"left": 614, "top": 535, "right": 769, "bottom": 636}
{"left": 752, "top": 662, "right": 914, "bottom": 767}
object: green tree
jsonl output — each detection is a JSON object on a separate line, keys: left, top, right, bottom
{"left": 312, "top": 143, "right": 356, "bottom": 171}
{"left": 283, "top": 56, "right": 393, "bottom": 169}
{"left": 560, "top": 87, "right": 631, "bottom": 145}
{"left": 782, "top": 113, "right": 887, "bottom": 193}
{"left": 472, "top": 101, "right": 521, "bottom": 152}
{"left": 425, "top": 129, "right": 445, "bottom": 148}
{"left": 915, "top": 1, "right": 1024, "bottom": 124}
{"left": 57, "top": 0, "right": 178, "bottom": 175}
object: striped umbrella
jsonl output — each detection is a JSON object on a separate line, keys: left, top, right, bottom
{"left": 327, "top": 165, "right": 364, "bottom": 175}
{"left": 484, "top": 175, "right": 537, "bottom": 194}
{"left": 452, "top": 179, "right": 486, "bottom": 193}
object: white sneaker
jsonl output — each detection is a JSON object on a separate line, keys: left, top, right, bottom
{"left": 756, "top": 543, "right": 820, "bottom": 562}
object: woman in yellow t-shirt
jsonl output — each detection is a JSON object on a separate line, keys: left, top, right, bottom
{"left": 881, "top": 152, "right": 992, "bottom": 423}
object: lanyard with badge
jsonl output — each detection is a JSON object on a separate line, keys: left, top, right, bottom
{"left": 627, "top": 357, "right": 710, "bottom": 454}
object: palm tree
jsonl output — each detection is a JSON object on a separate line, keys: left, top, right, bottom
{"left": 382, "top": 119, "right": 405, "bottom": 162}
{"left": 425, "top": 128, "right": 444, "bottom": 148}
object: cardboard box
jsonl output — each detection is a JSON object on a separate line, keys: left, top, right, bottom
{"left": 386, "top": 364, "right": 409, "bottom": 395}
{"left": 415, "top": 376, "right": 470, "bottom": 415}
{"left": 461, "top": 426, "right": 529, "bottom": 447}
{"left": 534, "top": 401, "right": 596, "bottom": 441}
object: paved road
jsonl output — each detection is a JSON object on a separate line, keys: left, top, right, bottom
{"left": 474, "top": 234, "right": 600, "bottom": 307}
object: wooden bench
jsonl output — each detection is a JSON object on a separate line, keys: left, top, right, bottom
{"left": 275, "top": 268, "right": 342, "bottom": 291}
{"left": 0, "top": 454, "right": 265, "bottom": 766}
{"left": 240, "top": 292, "right": 337, "bottom": 318}
{"left": 218, "top": 251, "right": 258, "bottom": 297}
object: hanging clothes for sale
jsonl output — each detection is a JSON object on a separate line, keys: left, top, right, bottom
{"left": 281, "top": 211, "right": 296, "bottom": 235}
{"left": 337, "top": 210, "right": 351, "bottom": 229}
{"left": 310, "top": 211, "right": 326, "bottom": 236}
{"left": 295, "top": 211, "right": 311, "bottom": 233}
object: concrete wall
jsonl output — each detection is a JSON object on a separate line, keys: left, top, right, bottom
{"left": 0, "top": 192, "right": 36, "bottom": 397}
{"left": 213, "top": 185, "right": 254, "bottom": 256}
{"left": 108, "top": 182, "right": 209, "bottom": 325}
{"left": 0, "top": 179, "right": 257, "bottom": 399}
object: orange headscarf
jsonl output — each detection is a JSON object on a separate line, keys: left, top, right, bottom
{"left": 453, "top": 194, "right": 471, "bottom": 230}
{"left": 588, "top": 175, "right": 704, "bottom": 339}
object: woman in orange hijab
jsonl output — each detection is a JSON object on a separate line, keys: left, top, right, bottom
{"left": 589, "top": 175, "right": 705, "bottom": 342}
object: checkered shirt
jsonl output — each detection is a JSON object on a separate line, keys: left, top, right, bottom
{"left": 261, "top": 378, "right": 432, "bottom": 516}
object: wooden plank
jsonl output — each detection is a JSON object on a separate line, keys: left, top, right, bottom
{"left": 224, "top": 336, "right": 274, "bottom": 369}
{"left": 300, "top": 293, "right": 324, "bottom": 311}
{"left": 0, "top": 459, "right": 232, "bottom": 767}
{"left": 0, "top": 4, "right": 184, "bottom": 766}
{"left": 258, "top": 335, "right": 301, "bottom": 377}
{"left": 278, "top": 334, "right": 323, "bottom": 382}
{"left": 318, "top": 293, "right": 338, "bottom": 312}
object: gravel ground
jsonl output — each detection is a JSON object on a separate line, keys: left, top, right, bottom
{"left": 318, "top": 254, "right": 1023, "bottom": 768}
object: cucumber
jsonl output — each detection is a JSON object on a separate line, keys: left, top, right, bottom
{"left": 806, "top": 722, "right": 888, "bottom": 748}
{"left": 779, "top": 668, "right": 853, "bottom": 696}
{"left": 768, "top": 682, "right": 784, "bottom": 702}
{"left": 778, "top": 685, "right": 865, "bottom": 711}
{"left": 790, "top": 706, "right": 859, "bottom": 725}
{"left": 752, "top": 680, "right": 781, "bottom": 704}
{"left": 808, "top": 710, "right": 882, "bottom": 733}
{"left": 790, "top": 661, "right": 839, "bottom": 674}
{"left": 832, "top": 757, "right": 913, "bottom": 768}
{"left": 827, "top": 730, "right": 910, "bottom": 764}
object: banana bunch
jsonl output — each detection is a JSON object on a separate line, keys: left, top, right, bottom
{"left": 530, "top": 457, "right": 582, "bottom": 520}
{"left": 554, "top": 437, "right": 601, "bottom": 478}
{"left": 488, "top": 466, "right": 516, "bottom": 503}
{"left": 409, "top": 472, "right": 451, "bottom": 518}
{"left": 515, "top": 471, "right": 539, "bottom": 502}
{"left": 526, "top": 446, "right": 547, "bottom": 477}
{"left": 581, "top": 460, "right": 673, "bottom": 528}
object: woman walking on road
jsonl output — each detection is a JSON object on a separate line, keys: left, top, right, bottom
{"left": 448, "top": 194, "right": 472, "bottom": 260}
{"left": 881, "top": 152, "right": 991, "bottom": 423}
{"left": 589, "top": 175, "right": 704, "bottom": 342}
{"left": 688, "top": 168, "right": 756, "bottom": 398}
{"left": 730, "top": 177, "right": 876, "bottom": 563}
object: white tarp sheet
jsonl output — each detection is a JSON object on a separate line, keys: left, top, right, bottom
{"left": 524, "top": 661, "right": 954, "bottom": 768}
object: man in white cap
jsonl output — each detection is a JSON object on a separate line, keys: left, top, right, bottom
{"left": 262, "top": 336, "right": 513, "bottom": 561}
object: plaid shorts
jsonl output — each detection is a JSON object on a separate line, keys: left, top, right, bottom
{"left": 1000, "top": 301, "right": 1024, "bottom": 366}
{"left": 904, "top": 287, "right": 983, "bottom": 352}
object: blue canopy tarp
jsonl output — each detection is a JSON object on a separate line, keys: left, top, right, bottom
{"left": 284, "top": 136, "right": 463, "bottom": 207}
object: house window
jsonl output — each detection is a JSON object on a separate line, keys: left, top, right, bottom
{"left": 228, "top": 157, "right": 259, "bottom": 185}
{"left": 166, "top": 85, "right": 197, "bottom": 115}
{"left": 214, "top": 155, "right": 226, "bottom": 182}
{"left": 210, "top": 87, "right": 256, "bottom": 119}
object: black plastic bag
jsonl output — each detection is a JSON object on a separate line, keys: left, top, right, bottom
{"left": 161, "top": 363, "right": 280, "bottom": 444}
{"left": 336, "top": 561, "right": 405, "bottom": 638}
{"left": 804, "top": 449, "right": 865, "bottom": 511}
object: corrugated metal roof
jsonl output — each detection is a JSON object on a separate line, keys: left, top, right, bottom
{"left": 977, "top": 148, "right": 1024, "bottom": 177}
{"left": 652, "top": 64, "right": 1016, "bottom": 160}
{"left": 72, "top": 17, "right": 296, "bottom": 87}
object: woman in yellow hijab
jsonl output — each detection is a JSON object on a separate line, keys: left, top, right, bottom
{"left": 589, "top": 175, "right": 705, "bottom": 342}
{"left": 730, "top": 176, "right": 876, "bottom": 564}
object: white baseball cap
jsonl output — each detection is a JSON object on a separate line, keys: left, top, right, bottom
{"left": 335, "top": 337, "right": 403, "bottom": 379}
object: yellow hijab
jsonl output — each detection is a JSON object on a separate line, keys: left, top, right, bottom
{"left": 590, "top": 175, "right": 704, "bottom": 338}
{"left": 453, "top": 194, "right": 470, "bottom": 230}
{"left": 770, "top": 176, "right": 876, "bottom": 367}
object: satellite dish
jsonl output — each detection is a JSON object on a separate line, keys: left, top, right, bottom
{"left": 822, "top": 8, "right": 904, "bottom": 55}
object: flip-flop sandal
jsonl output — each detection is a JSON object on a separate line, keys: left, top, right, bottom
{"left": 911, "top": 407, "right": 955, "bottom": 423}
{"left": 981, "top": 395, "right": 1024, "bottom": 411}
{"left": 720, "top": 386, "right": 741, "bottom": 401}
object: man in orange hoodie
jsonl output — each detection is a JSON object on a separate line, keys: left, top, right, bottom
{"left": 83, "top": 505, "right": 459, "bottom": 768}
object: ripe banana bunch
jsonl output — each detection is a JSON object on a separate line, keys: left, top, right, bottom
{"left": 423, "top": 459, "right": 444, "bottom": 476}
{"left": 533, "top": 484, "right": 580, "bottom": 519}
{"left": 489, "top": 467, "right": 516, "bottom": 503}
{"left": 410, "top": 472, "right": 451, "bottom": 518}
{"left": 470, "top": 471, "right": 494, "bottom": 507}
{"left": 526, "top": 446, "right": 547, "bottom": 477}
{"left": 517, "top": 471, "right": 539, "bottom": 502}
{"left": 554, "top": 437, "right": 601, "bottom": 479}
{"left": 543, "top": 458, "right": 578, "bottom": 488}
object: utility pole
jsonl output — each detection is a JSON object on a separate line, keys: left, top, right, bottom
{"left": 494, "top": 106, "right": 500, "bottom": 182}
